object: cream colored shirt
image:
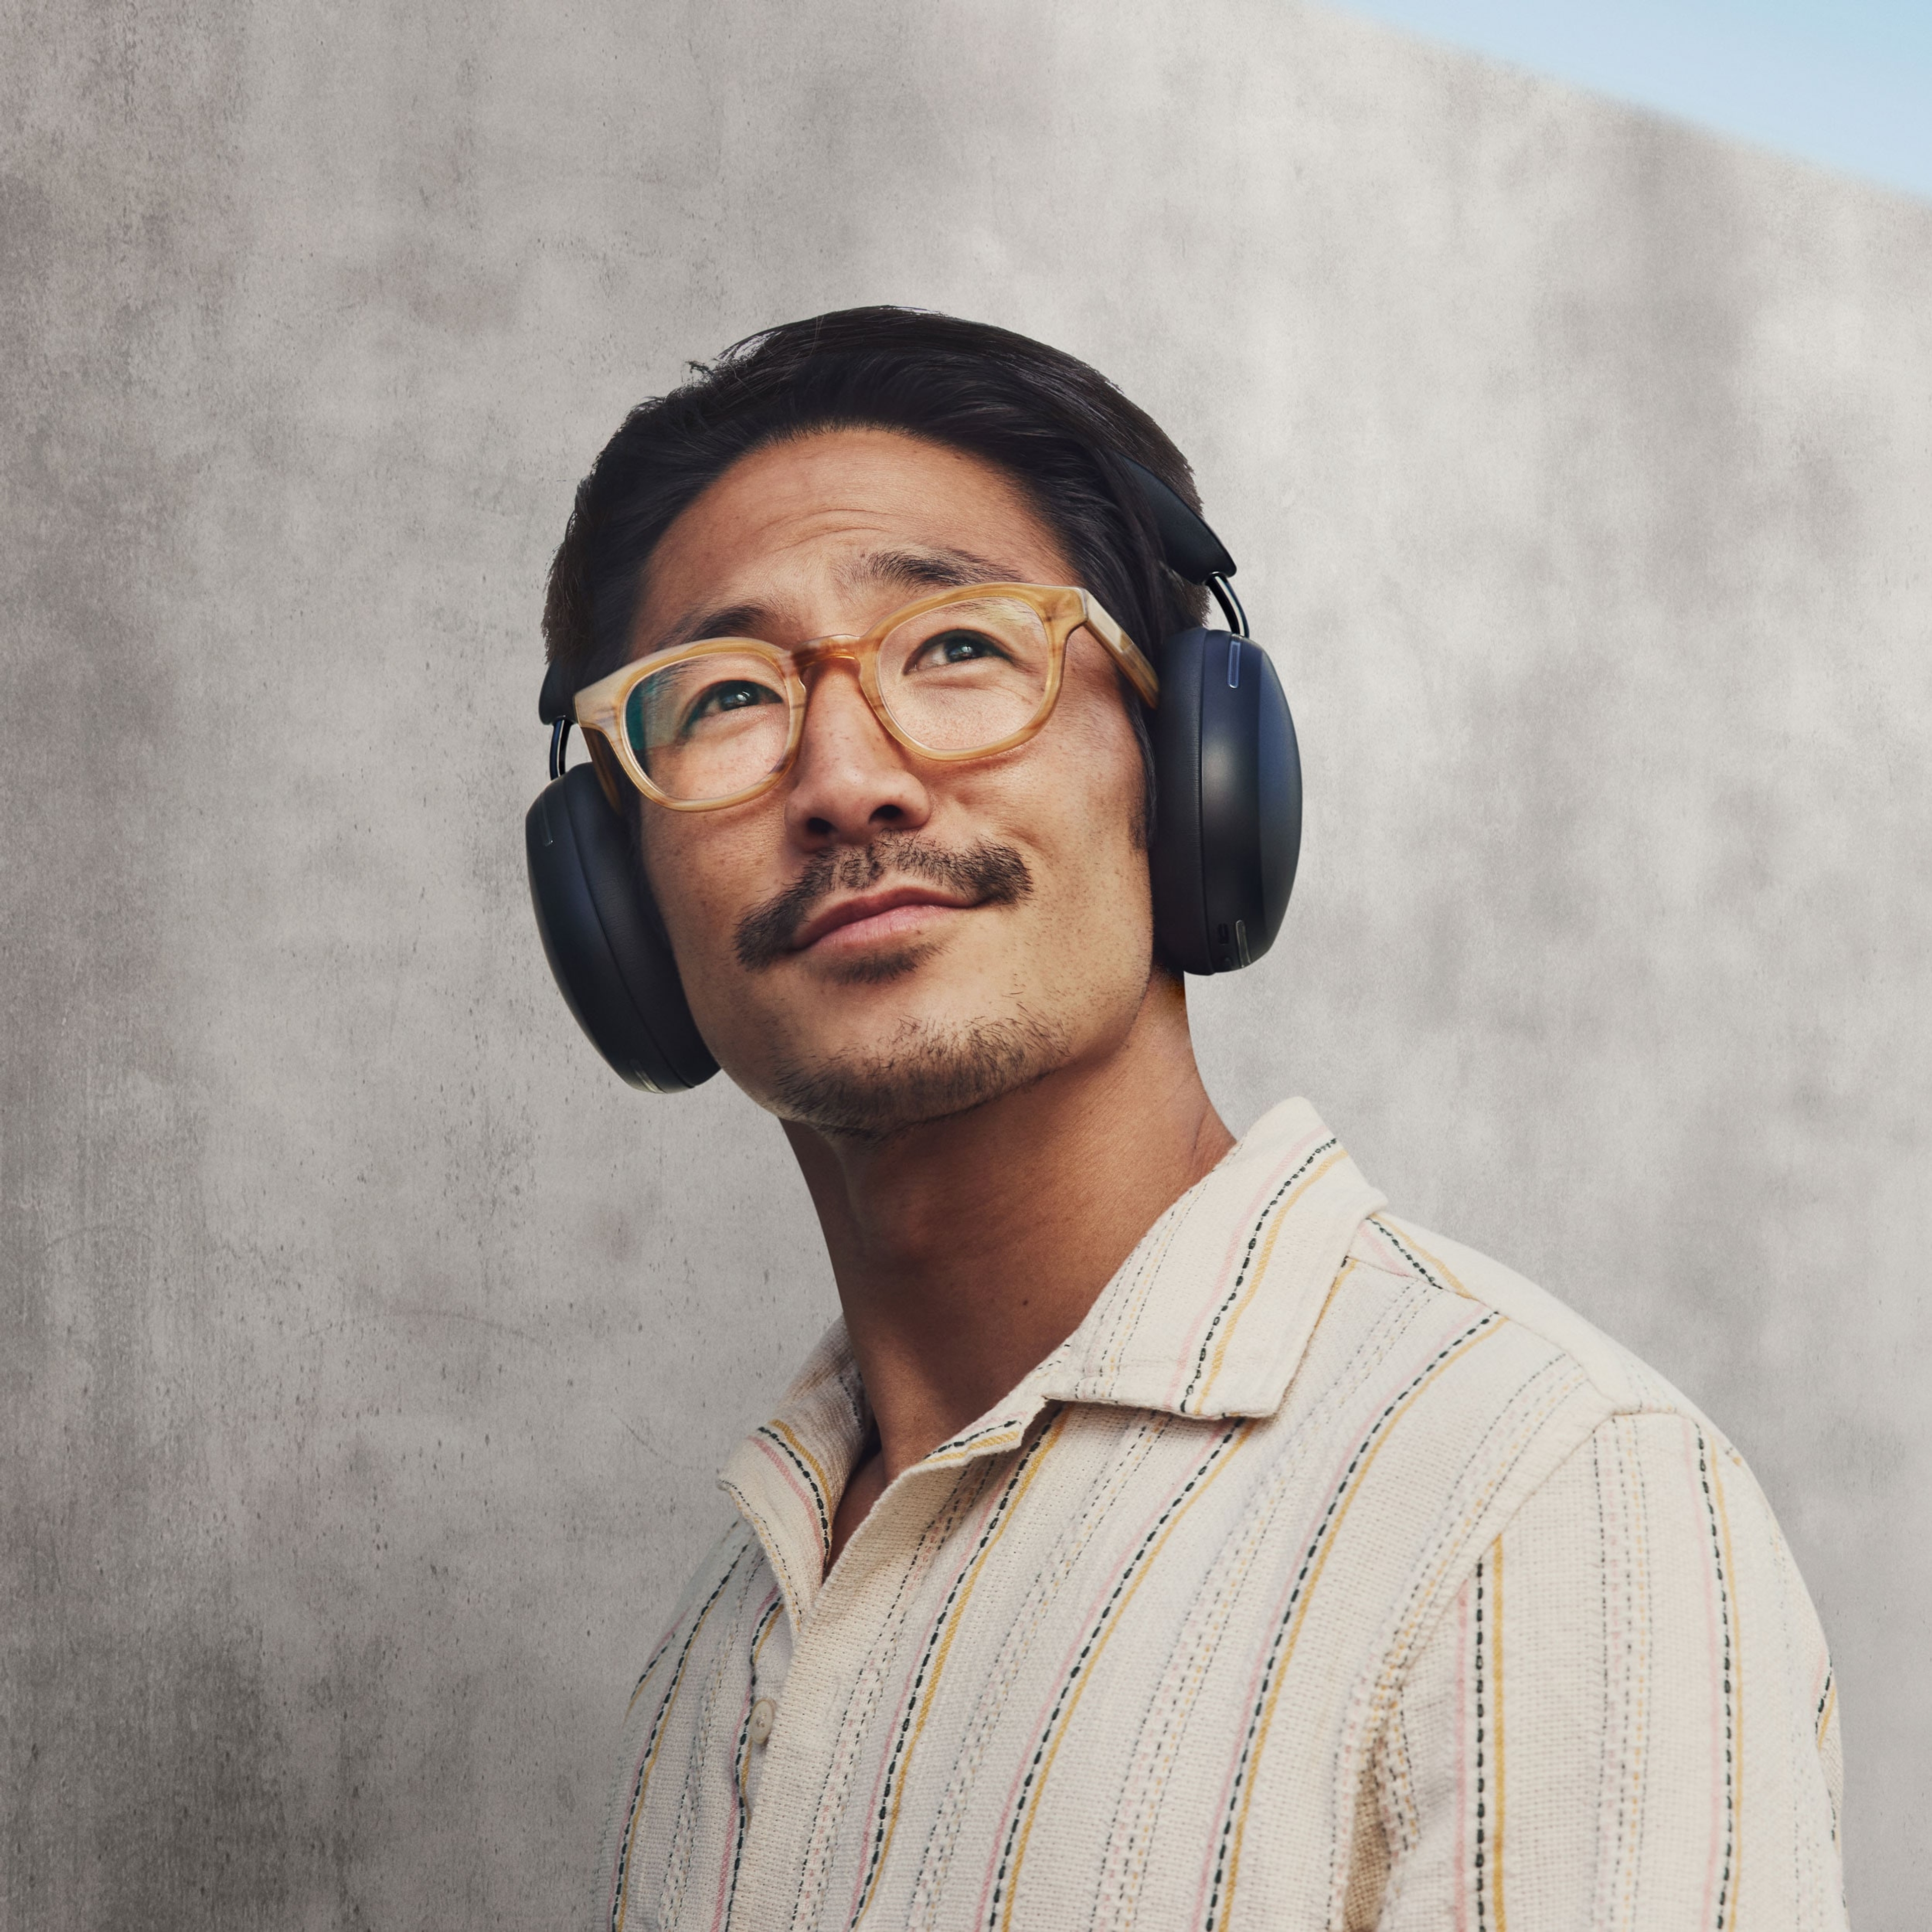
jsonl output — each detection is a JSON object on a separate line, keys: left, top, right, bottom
{"left": 598, "top": 1099, "right": 1846, "bottom": 1931}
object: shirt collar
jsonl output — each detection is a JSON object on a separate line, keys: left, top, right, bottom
{"left": 1039, "top": 1096, "right": 1385, "bottom": 1419}
{"left": 721, "top": 1098, "right": 1383, "bottom": 1622}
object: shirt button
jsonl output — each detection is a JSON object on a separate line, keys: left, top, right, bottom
{"left": 748, "top": 1697, "right": 776, "bottom": 1747}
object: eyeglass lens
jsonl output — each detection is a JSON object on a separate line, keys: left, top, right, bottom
{"left": 623, "top": 594, "right": 1056, "bottom": 803}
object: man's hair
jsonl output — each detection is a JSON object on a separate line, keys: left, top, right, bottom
{"left": 542, "top": 307, "right": 1210, "bottom": 698}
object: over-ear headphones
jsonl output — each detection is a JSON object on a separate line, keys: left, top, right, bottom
{"left": 524, "top": 461, "right": 1300, "bottom": 1091}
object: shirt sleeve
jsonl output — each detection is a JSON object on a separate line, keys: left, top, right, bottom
{"left": 1369, "top": 1408, "right": 1846, "bottom": 1932}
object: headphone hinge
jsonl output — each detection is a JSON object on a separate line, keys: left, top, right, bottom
{"left": 1207, "top": 573, "right": 1249, "bottom": 638}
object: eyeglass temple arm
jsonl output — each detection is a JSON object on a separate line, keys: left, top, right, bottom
{"left": 1080, "top": 597, "right": 1161, "bottom": 708}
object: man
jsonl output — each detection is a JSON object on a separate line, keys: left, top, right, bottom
{"left": 536, "top": 309, "right": 1845, "bottom": 1930}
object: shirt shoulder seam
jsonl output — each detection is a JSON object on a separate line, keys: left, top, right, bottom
{"left": 1365, "top": 1212, "right": 1710, "bottom": 1426}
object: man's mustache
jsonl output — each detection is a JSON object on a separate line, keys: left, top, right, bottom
{"left": 733, "top": 833, "right": 1033, "bottom": 971}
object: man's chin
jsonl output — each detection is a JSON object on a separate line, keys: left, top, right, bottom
{"left": 762, "top": 1008, "right": 1073, "bottom": 1143}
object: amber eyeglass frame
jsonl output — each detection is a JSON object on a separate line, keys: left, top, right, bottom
{"left": 572, "top": 582, "right": 1161, "bottom": 813}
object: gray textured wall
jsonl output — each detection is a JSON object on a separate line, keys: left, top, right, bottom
{"left": 3, "top": 0, "right": 1926, "bottom": 1924}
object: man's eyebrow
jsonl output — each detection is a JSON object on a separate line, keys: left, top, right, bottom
{"left": 643, "top": 600, "right": 775, "bottom": 656}
{"left": 836, "top": 545, "right": 1020, "bottom": 597}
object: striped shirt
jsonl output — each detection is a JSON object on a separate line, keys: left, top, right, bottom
{"left": 598, "top": 1098, "right": 1846, "bottom": 1931}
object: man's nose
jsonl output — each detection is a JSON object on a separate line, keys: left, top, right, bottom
{"left": 782, "top": 662, "right": 933, "bottom": 846}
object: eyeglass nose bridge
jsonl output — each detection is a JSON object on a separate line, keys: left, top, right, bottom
{"left": 774, "top": 631, "right": 945, "bottom": 758}
{"left": 778, "top": 620, "right": 1072, "bottom": 772}
{"left": 784, "top": 633, "right": 873, "bottom": 690}
{"left": 775, "top": 633, "right": 896, "bottom": 755}
{"left": 788, "top": 633, "right": 865, "bottom": 669}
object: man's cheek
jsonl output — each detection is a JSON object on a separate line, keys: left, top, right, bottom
{"left": 646, "top": 833, "right": 731, "bottom": 970}
{"left": 688, "top": 892, "right": 759, "bottom": 1008}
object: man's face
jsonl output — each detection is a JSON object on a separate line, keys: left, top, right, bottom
{"left": 631, "top": 427, "right": 1157, "bottom": 1139}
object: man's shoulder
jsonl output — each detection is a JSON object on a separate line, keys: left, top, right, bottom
{"left": 1337, "top": 1208, "right": 1714, "bottom": 1434}
{"left": 1289, "top": 1206, "right": 1825, "bottom": 1673}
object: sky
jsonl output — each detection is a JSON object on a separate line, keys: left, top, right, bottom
{"left": 1333, "top": 0, "right": 1932, "bottom": 203}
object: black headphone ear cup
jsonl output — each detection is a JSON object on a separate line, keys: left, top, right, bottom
{"left": 1150, "top": 627, "right": 1302, "bottom": 974}
{"left": 524, "top": 764, "right": 718, "bottom": 1092}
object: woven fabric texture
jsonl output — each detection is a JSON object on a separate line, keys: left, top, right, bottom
{"left": 597, "top": 1099, "right": 1846, "bottom": 1931}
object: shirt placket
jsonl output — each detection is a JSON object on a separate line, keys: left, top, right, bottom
{"left": 726, "top": 1382, "right": 1061, "bottom": 1931}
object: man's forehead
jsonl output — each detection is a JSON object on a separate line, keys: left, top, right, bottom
{"left": 631, "top": 427, "right": 1073, "bottom": 654}
{"left": 639, "top": 542, "right": 1037, "bottom": 655}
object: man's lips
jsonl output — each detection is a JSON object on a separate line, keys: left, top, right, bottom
{"left": 733, "top": 835, "right": 1033, "bottom": 973}
{"left": 786, "top": 884, "right": 977, "bottom": 954}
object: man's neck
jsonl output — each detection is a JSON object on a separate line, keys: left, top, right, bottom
{"left": 781, "top": 974, "right": 1233, "bottom": 1497}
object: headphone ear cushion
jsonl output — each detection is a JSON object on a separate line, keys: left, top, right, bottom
{"left": 1150, "top": 627, "right": 1302, "bottom": 975}
{"left": 524, "top": 765, "right": 718, "bottom": 1092}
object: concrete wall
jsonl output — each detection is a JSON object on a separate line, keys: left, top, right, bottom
{"left": 4, "top": 1, "right": 1925, "bottom": 1924}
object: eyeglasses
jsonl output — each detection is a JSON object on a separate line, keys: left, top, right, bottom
{"left": 572, "top": 583, "right": 1160, "bottom": 811}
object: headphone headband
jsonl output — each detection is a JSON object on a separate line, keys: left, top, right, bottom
{"left": 1117, "top": 456, "right": 1247, "bottom": 636}
{"left": 1116, "top": 455, "right": 1238, "bottom": 585}
{"left": 539, "top": 655, "right": 575, "bottom": 726}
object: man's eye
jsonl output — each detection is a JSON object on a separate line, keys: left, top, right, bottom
{"left": 912, "top": 628, "right": 1008, "bottom": 669}
{"left": 686, "top": 679, "right": 781, "bottom": 726}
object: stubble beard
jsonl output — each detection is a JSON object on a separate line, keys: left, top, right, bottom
{"left": 768, "top": 1004, "right": 1075, "bottom": 1143}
